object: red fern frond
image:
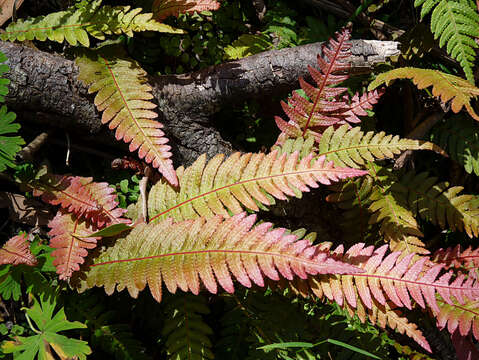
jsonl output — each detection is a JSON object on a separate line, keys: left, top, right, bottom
{"left": 34, "top": 174, "right": 99, "bottom": 219}
{"left": 274, "top": 29, "right": 383, "bottom": 141}
{"left": 33, "top": 174, "right": 127, "bottom": 227}
{"left": 0, "top": 234, "right": 37, "bottom": 266}
{"left": 48, "top": 210, "right": 100, "bottom": 280}
{"left": 432, "top": 245, "right": 479, "bottom": 270}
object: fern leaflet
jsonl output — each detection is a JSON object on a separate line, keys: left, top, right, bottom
{"left": 414, "top": 0, "right": 479, "bottom": 82}
{"left": 398, "top": 171, "right": 479, "bottom": 238}
{"left": 0, "top": 233, "right": 37, "bottom": 266}
{"left": 0, "top": 0, "right": 183, "bottom": 47}
{"left": 77, "top": 47, "right": 177, "bottom": 185}
{"left": 432, "top": 244, "right": 479, "bottom": 270}
{"left": 162, "top": 293, "right": 214, "bottom": 359}
{"left": 369, "top": 67, "right": 479, "bottom": 121}
{"left": 436, "top": 298, "right": 479, "bottom": 340}
{"left": 74, "top": 213, "right": 362, "bottom": 302}
{"left": 48, "top": 211, "right": 99, "bottom": 280}
{"left": 430, "top": 116, "right": 479, "bottom": 176}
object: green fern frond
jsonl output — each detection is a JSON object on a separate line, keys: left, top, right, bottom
{"left": 76, "top": 47, "right": 177, "bottom": 185}
{"left": 224, "top": 34, "right": 272, "bottom": 60}
{"left": 317, "top": 125, "right": 444, "bottom": 168}
{"left": 162, "top": 293, "right": 214, "bottom": 360}
{"left": 145, "top": 150, "right": 367, "bottom": 223}
{"left": 414, "top": 0, "right": 479, "bottom": 82}
{"left": 397, "top": 171, "right": 479, "bottom": 237}
{"left": 327, "top": 167, "right": 428, "bottom": 255}
{"left": 74, "top": 213, "right": 361, "bottom": 302}
{"left": 0, "top": 0, "right": 183, "bottom": 47}
{"left": 66, "top": 292, "right": 150, "bottom": 360}
{"left": 369, "top": 67, "right": 479, "bottom": 120}
{"left": 430, "top": 116, "right": 479, "bottom": 176}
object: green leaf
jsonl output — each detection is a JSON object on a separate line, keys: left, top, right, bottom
{"left": 258, "top": 342, "right": 314, "bottom": 350}
{"left": 87, "top": 223, "right": 132, "bottom": 238}
{"left": 326, "top": 339, "right": 382, "bottom": 359}
{"left": 3, "top": 291, "right": 91, "bottom": 360}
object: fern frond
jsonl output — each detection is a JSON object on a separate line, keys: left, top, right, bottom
{"left": 275, "top": 29, "right": 382, "bottom": 140}
{"left": 75, "top": 213, "right": 362, "bottom": 302}
{"left": 327, "top": 170, "right": 428, "bottom": 255}
{"left": 162, "top": 293, "right": 214, "bottom": 359}
{"left": 298, "top": 243, "right": 479, "bottom": 315}
{"left": 432, "top": 245, "right": 479, "bottom": 270}
{"left": 369, "top": 67, "right": 479, "bottom": 121}
{"left": 414, "top": 0, "right": 479, "bottom": 82}
{"left": 146, "top": 150, "right": 367, "bottom": 223}
{"left": 435, "top": 298, "right": 479, "bottom": 340}
{"left": 1, "top": 0, "right": 183, "bottom": 47}
{"left": 0, "top": 233, "right": 37, "bottom": 266}
{"left": 318, "top": 125, "right": 444, "bottom": 168}
{"left": 430, "top": 116, "right": 479, "bottom": 175}
{"left": 66, "top": 292, "right": 150, "bottom": 359}
{"left": 224, "top": 34, "right": 272, "bottom": 60}
{"left": 77, "top": 48, "right": 177, "bottom": 186}
{"left": 398, "top": 171, "right": 479, "bottom": 237}
{"left": 152, "top": 0, "right": 221, "bottom": 20}
{"left": 48, "top": 210, "right": 99, "bottom": 280}
{"left": 31, "top": 172, "right": 126, "bottom": 227}
{"left": 355, "top": 301, "right": 431, "bottom": 352}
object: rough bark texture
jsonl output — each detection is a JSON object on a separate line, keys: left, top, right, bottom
{"left": 0, "top": 39, "right": 399, "bottom": 165}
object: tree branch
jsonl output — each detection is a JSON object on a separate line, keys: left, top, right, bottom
{"left": 0, "top": 39, "right": 399, "bottom": 165}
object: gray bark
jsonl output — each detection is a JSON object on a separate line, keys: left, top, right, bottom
{"left": 0, "top": 39, "right": 399, "bottom": 166}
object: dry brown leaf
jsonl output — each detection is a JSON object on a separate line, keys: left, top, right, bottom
{"left": 0, "top": 0, "right": 24, "bottom": 26}
{"left": 0, "top": 192, "right": 52, "bottom": 226}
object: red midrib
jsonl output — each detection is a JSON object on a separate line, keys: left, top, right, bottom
{"left": 90, "top": 248, "right": 327, "bottom": 268}
{"left": 302, "top": 33, "right": 348, "bottom": 136}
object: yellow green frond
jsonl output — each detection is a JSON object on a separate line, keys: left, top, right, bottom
{"left": 1, "top": 0, "right": 183, "bottom": 47}
{"left": 369, "top": 67, "right": 479, "bottom": 121}
{"left": 76, "top": 47, "right": 177, "bottom": 185}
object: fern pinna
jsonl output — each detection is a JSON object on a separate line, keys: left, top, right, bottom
{"left": 414, "top": 0, "right": 479, "bottom": 83}
{"left": 275, "top": 28, "right": 383, "bottom": 143}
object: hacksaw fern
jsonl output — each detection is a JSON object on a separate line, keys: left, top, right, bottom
{"left": 274, "top": 29, "right": 383, "bottom": 143}
{"left": 74, "top": 213, "right": 362, "bottom": 302}
{"left": 0, "top": 0, "right": 183, "bottom": 47}
{"left": 76, "top": 47, "right": 177, "bottom": 185}
{"left": 414, "top": 0, "right": 479, "bottom": 83}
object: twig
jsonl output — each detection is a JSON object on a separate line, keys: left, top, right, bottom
{"left": 393, "top": 111, "right": 445, "bottom": 170}
{"left": 16, "top": 131, "right": 50, "bottom": 162}
{"left": 65, "top": 132, "right": 71, "bottom": 167}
